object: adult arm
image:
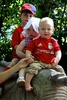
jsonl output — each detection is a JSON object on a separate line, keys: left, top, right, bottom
{"left": 0, "top": 58, "right": 30, "bottom": 84}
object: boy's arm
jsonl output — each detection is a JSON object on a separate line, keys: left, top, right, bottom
{"left": 51, "top": 50, "right": 62, "bottom": 66}
{"left": 55, "top": 50, "right": 62, "bottom": 62}
{"left": 26, "top": 50, "right": 34, "bottom": 63}
{"left": 16, "top": 40, "right": 26, "bottom": 58}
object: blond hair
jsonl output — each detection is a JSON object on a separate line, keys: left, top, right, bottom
{"left": 39, "top": 17, "right": 54, "bottom": 28}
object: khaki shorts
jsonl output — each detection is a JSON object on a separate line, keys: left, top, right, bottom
{"left": 25, "top": 60, "right": 65, "bottom": 75}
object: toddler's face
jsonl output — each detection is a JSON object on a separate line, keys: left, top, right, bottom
{"left": 39, "top": 23, "right": 54, "bottom": 39}
{"left": 27, "top": 25, "right": 38, "bottom": 39}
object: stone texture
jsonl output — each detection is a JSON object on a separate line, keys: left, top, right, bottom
{"left": 32, "top": 69, "right": 67, "bottom": 100}
{"left": 0, "top": 61, "right": 67, "bottom": 100}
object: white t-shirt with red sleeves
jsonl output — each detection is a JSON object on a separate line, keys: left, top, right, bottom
{"left": 26, "top": 36, "right": 61, "bottom": 64}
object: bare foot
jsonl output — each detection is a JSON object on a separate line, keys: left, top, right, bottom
{"left": 25, "top": 86, "right": 33, "bottom": 91}
{"left": 25, "top": 83, "right": 33, "bottom": 91}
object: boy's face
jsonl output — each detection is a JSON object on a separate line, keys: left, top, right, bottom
{"left": 27, "top": 25, "right": 39, "bottom": 39}
{"left": 39, "top": 23, "right": 54, "bottom": 39}
{"left": 20, "top": 10, "right": 34, "bottom": 27}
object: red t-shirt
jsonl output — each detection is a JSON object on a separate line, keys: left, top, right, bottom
{"left": 26, "top": 36, "right": 61, "bottom": 64}
{"left": 11, "top": 26, "right": 24, "bottom": 58}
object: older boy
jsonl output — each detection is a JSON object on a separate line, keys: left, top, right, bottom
{"left": 4, "top": 3, "right": 36, "bottom": 71}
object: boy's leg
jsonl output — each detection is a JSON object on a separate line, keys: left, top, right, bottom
{"left": 25, "top": 61, "right": 42, "bottom": 91}
{"left": 4, "top": 58, "right": 19, "bottom": 71}
{"left": 17, "top": 68, "right": 26, "bottom": 87}
{"left": 25, "top": 73, "right": 34, "bottom": 91}
{"left": 50, "top": 65, "right": 67, "bottom": 86}
{"left": 53, "top": 65, "right": 66, "bottom": 75}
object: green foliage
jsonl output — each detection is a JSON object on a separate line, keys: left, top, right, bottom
{"left": 0, "top": 0, "right": 23, "bottom": 36}
{"left": 61, "top": 0, "right": 67, "bottom": 3}
{"left": 0, "top": 0, "right": 23, "bottom": 61}
{"left": 0, "top": 40, "right": 13, "bottom": 61}
{"left": 0, "top": 0, "right": 67, "bottom": 61}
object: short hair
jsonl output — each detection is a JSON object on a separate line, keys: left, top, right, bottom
{"left": 39, "top": 17, "right": 54, "bottom": 27}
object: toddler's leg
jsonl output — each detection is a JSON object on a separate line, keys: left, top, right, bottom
{"left": 25, "top": 73, "right": 34, "bottom": 91}
{"left": 19, "top": 68, "right": 26, "bottom": 77}
{"left": 53, "top": 65, "right": 66, "bottom": 75}
{"left": 9, "top": 58, "right": 19, "bottom": 68}
{"left": 25, "top": 61, "right": 41, "bottom": 91}
{"left": 17, "top": 68, "right": 26, "bottom": 88}
{"left": 50, "top": 65, "right": 67, "bottom": 86}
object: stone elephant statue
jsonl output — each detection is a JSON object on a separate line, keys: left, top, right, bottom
{"left": 0, "top": 61, "right": 67, "bottom": 100}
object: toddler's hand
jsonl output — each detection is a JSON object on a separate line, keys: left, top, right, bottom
{"left": 27, "top": 56, "right": 34, "bottom": 64}
{"left": 30, "top": 55, "right": 34, "bottom": 59}
{"left": 51, "top": 57, "right": 59, "bottom": 66}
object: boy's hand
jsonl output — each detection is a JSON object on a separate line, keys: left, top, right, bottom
{"left": 27, "top": 56, "right": 34, "bottom": 64}
{"left": 51, "top": 57, "right": 59, "bottom": 66}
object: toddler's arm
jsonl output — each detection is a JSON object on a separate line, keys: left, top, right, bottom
{"left": 51, "top": 50, "right": 61, "bottom": 66}
{"left": 26, "top": 50, "right": 32, "bottom": 58}
{"left": 26, "top": 50, "right": 34, "bottom": 63}
{"left": 16, "top": 40, "right": 26, "bottom": 58}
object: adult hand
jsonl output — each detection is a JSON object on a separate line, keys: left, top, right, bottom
{"left": 18, "top": 57, "right": 33, "bottom": 69}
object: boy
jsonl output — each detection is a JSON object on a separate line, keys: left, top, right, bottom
{"left": 4, "top": 3, "right": 36, "bottom": 71}
{"left": 25, "top": 17, "right": 67, "bottom": 91}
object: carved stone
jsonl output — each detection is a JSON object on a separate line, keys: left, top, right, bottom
{"left": 0, "top": 61, "right": 67, "bottom": 100}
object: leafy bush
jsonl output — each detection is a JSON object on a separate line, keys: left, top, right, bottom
{"left": 0, "top": 40, "right": 13, "bottom": 61}
{"left": 0, "top": 0, "right": 67, "bottom": 61}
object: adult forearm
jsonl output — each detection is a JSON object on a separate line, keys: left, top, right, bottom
{"left": 0, "top": 65, "right": 19, "bottom": 83}
{"left": 0, "top": 57, "right": 30, "bottom": 83}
